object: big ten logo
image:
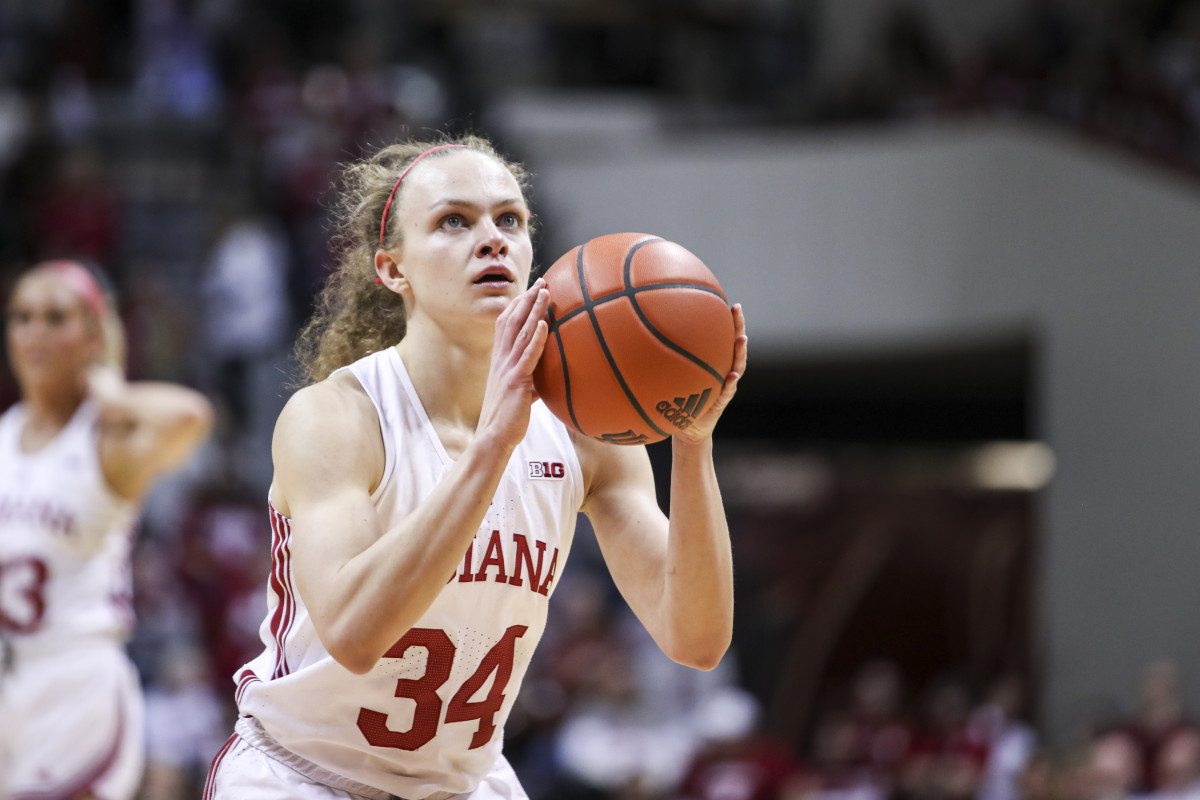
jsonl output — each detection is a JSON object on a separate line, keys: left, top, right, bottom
{"left": 528, "top": 461, "right": 565, "bottom": 480}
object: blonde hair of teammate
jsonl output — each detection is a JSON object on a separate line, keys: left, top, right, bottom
{"left": 293, "top": 134, "right": 534, "bottom": 385}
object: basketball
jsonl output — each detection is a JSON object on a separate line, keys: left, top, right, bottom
{"left": 532, "top": 232, "right": 735, "bottom": 445}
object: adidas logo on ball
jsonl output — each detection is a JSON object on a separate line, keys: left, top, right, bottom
{"left": 656, "top": 389, "right": 712, "bottom": 430}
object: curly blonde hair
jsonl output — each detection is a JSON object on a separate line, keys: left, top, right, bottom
{"left": 293, "top": 134, "right": 534, "bottom": 385}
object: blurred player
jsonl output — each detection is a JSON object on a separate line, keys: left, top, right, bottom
{"left": 205, "top": 134, "right": 748, "bottom": 799}
{"left": 0, "top": 260, "right": 214, "bottom": 800}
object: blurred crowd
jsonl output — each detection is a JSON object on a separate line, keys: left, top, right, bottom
{"left": 3, "top": 1, "right": 1200, "bottom": 800}
{"left": 811, "top": 0, "right": 1200, "bottom": 179}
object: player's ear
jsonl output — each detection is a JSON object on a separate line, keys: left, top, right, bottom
{"left": 374, "top": 250, "right": 410, "bottom": 296}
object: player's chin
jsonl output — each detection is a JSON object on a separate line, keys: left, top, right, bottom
{"left": 472, "top": 279, "right": 521, "bottom": 297}
{"left": 482, "top": 283, "right": 527, "bottom": 305}
{"left": 475, "top": 291, "right": 520, "bottom": 318}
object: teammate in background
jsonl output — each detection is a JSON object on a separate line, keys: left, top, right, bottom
{"left": 0, "top": 260, "right": 214, "bottom": 800}
{"left": 206, "top": 134, "right": 748, "bottom": 799}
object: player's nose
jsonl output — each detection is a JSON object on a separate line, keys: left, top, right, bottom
{"left": 475, "top": 225, "right": 508, "bottom": 258}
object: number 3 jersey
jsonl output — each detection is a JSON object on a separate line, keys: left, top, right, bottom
{"left": 0, "top": 400, "right": 139, "bottom": 646}
{"left": 235, "top": 347, "right": 585, "bottom": 798}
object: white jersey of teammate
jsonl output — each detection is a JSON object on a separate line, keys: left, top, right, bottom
{"left": 235, "top": 347, "right": 584, "bottom": 799}
{"left": 0, "top": 399, "right": 139, "bottom": 644}
{"left": 0, "top": 399, "right": 145, "bottom": 800}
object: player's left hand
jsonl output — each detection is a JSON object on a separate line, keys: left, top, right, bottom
{"left": 673, "top": 303, "right": 747, "bottom": 444}
{"left": 86, "top": 363, "right": 127, "bottom": 405}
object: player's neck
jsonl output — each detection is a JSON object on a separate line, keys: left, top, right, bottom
{"left": 396, "top": 330, "right": 491, "bottom": 432}
{"left": 20, "top": 386, "right": 85, "bottom": 444}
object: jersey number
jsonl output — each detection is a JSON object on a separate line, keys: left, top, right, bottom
{"left": 0, "top": 556, "right": 50, "bottom": 633}
{"left": 356, "top": 624, "right": 528, "bottom": 751}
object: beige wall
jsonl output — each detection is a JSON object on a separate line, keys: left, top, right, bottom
{"left": 520, "top": 115, "right": 1200, "bottom": 739}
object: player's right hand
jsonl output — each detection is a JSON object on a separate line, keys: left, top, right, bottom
{"left": 477, "top": 278, "right": 549, "bottom": 453}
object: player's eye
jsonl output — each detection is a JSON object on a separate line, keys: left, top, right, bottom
{"left": 498, "top": 212, "right": 522, "bottom": 229}
{"left": 441, "top": 214, "right": 466, "bottom": 230}
{"left": 45, "top": 310, "right": 67, "bottom": 327}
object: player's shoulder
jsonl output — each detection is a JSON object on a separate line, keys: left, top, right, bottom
{"left": 275, "top": 371, "right": 377, "bottom": 449}
{"left": 272, "top": 370, "right": 385, "bottom": 493}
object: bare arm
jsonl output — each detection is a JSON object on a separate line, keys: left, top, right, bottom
{"left": 579, "top": 304, "right": 748, "bottom": 671}
{"left": 278, "top": 281, "right": 550, "bottom": 675}
{"left": 90, "top": 365, "right": 215, "bottom": 502}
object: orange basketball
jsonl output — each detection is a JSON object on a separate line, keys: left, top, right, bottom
{"left": 532, "top": 232, "right": 735, "bottom": 445}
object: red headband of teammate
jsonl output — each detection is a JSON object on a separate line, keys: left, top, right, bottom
{"left": 37, "top": 260, "right": 110, "bottom": 323}
{"left": 378, "top": 144, "right": 468, "bottom": 245}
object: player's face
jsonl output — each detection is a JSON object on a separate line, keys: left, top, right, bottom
{"left": 5, "top": 273, "right": 100, "bottom": 395}
{"left": 390, "top": 151, "right": 533, "bottom": 327}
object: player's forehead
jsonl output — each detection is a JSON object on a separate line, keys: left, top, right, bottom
{"left": 400, "top": 150, "right": 526, "bottom": 213}
{"left": 9, "top": 271, "right": 85, "bottom": 312}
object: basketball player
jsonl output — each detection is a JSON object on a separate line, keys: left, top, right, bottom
{"left": 205, "top": 134, "right": 748, "bottom": 800}
{"left": 0, "top": 261, "right": 214, "bottom": 800}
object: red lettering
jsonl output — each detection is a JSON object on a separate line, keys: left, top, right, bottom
{"left": 537, "top": 548, "right": 559, "bottom": 596}
{"left": 0, "top": 556, "right": 50, "bottom": 633}
{"left": 457, "top": 541, "right": 475, "bottom": 583}
{"left": 445, "top": 625, "right": 528, "bottom": 748}
{"left": 474, "top": 529, "right": 509, "bottom": 583}
{"left": 358, "top": 625, "right": 528, "bottom": 752}
{"left": 357, "top": 629, "right": 455, "bottom": 751}
{"left": 507, "top": 533, "right": 546, "bottom": 590}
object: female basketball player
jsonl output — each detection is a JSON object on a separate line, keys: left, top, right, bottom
{"left": 0, "top": 260, "right": 214, "bottom": 799}
{"left": 206, "top": 135, "right": 748, "bottom": 800}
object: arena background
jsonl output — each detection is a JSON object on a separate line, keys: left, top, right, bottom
{"left": 2, "top": 1, "right": 1199, "bottom": 799}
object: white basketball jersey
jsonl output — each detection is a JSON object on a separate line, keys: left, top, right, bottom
{"left": 0, "top": 400, "right": 139, "bottom": 646}
{"left": 236, "top": 347, "right": 584, "bottom": 799}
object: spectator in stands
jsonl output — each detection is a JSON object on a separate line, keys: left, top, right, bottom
{"left": 1148, "top": 726, "right": 1200, "bottom": 800}
{"left": 676, "top": 686, "right": 803, "bottom": 800}
{"left": 970, "top": 674, "right": 1037, "bottom": 800}
{"left": 1121, "top": 660, "right": 1199, "bottom": 793}
{"left": 1077, "top": 729, "right": 1146, "bottom": 800}
{"left": 899, "top": 674, "right": 988, "bottom": 800}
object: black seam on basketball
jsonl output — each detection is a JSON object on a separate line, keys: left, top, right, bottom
{"left": 582, "top": 306, "right": 670, "bottom": 440}
{"left": 623, "top": 245, "right": 727, "bottom": 384}
{"left": 575, "top": 242, "right": 591, "bottom": 305}
{"left": 579, "top": 238, "right": 670, "bottom": 440}
{"left": 548, "top": 306, "right": 586, "bottom": 436}
{"left": 621, "top": 237, "right": 663, "bottom": 272}
{"left": 550, "top": 283, "right": 727, "bottom": 328}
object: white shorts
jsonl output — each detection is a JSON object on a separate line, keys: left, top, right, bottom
{"left": 0, "top": 638, "right": 145, "bottom": 800}
{"left": 205, "top": 717, "right": 529, "bottom": 800}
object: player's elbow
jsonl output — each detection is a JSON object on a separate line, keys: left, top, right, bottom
{"left": 163, "top": 393, "right": 216, "bottom": 458}
{"left": 666, "top": 634, "right": 731, "bottom": 672}
{"left": 181, "top": 397, "right": 216, "bottom": 444}
{"left": 676, "top": 647, "right": 728, "bottom": 672}
{"left": 320, "top": 624, "right": 381, "bottom": 675}
{"left": 327, "top": 640, "right": 379, "bottom": 675}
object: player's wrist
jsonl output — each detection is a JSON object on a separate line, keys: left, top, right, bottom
{"left": 672, "top": 432, "right": 714, "bottom": 460}
{"left": 466, "top": 427, "right": 521, "bottom": 466}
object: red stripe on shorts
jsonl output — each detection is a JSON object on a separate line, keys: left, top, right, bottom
{"left": 203, "top": 733, "right": 240, "bottom": 800}
{"left": 235, "top": 668, "right": 261, "bottom": 706}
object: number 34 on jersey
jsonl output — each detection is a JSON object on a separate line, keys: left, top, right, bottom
{"left": 357, "top": 624, "right": 527, "bottom": 752}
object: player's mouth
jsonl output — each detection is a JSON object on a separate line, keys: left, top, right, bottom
{"left": 472, "top": 266, "right": 515, "bottom": 286}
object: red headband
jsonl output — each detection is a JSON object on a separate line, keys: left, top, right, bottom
{"left": 37, "top": 260, "right": 109, "bottom": 322}
{"left": 378, "top": 144, "right": 469, "bottom": 245}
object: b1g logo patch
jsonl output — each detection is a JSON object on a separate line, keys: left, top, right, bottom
{"left": 529, "top": 461, "right": 566, "bottom": 480}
